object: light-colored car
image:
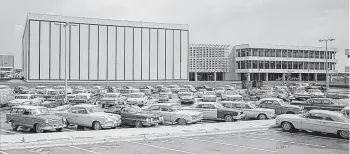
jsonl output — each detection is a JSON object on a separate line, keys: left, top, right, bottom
{"left": 53, "top": 86, "right": 73, "bottom": 94}
{"left": 341, "top": 106, "right": 349, "bottom": 118}
{"left": 69, "top": 93, "right": 96, "bottom": 104}
{"left": 32, "top": 86, "right": 49, "bottom": 94}
{"left": 119, "top": 88, "right": 141, "bottom": 98}
{"left": 293, "top": 89, "right": 311, "bottom": 101}
{"left": 91, "top": 86, "right": 107, "bottom": 95}
{"left": 202, "top": 91, "right": 217, "bottom": 102}
{"left": 157, "top": 93, "right": 179, "bottom": 103}
{"left": 9, "top": 94, "right": 44, "bottom": 107}
{"left": 168, "top": 85, "right": 180, "bottom": 93}
{"left": 179, "top": 92, "right": 195, "bottom": 105}
{"left": 307, "top": 89, "right": 325, "bottom": 98}
{"left": 183, "top": 85, "right": 196, "bottom": 92}
{"left": 257, "top": 98, "right": 303, "bottom": 115}
{"left": 214, "top": 87, "right": 226, "bottom": 97}
{"left": 221, "top": 92, "right": 242, "bottom": 101}
{"left": 142, "top": 103, "right": 203, "bottom": 125}
{"left": 6, "top": 105, "right": 66, "bottom": 133}
{"left": 186, "top": 102, "right": 244, "bottom": 122}
{"left": 221, "top": 101, "right": 275, "bottom": 120}
{"left": 99, "top": 93, "right": 123, "bottom": 108}
{"left": 126, "top": 92, "right": 148, "bottom": 107}
{"left": 275, "top": 110, "right": 349, "bottom": 139}
{"left": 55, "top": 104, "right": 121, "bottom": 130}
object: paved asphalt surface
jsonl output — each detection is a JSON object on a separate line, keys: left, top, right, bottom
{"left": 1, "top": 128, "right": 348, "bottom": 154}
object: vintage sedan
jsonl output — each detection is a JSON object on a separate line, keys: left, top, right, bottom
{"left": 69, "top": 93, "right": 97, "bottom": 105}
{"left": 275, "top": 110, "right": 349, "bottom": 139}
{"left": 221, "top": 92, "right": 242, "bottom": 101}
{"left": 139, "top": 86, "right": 153, "bottom": 95}
{"left": 293, "top": 89, "right": 311, "bottom": 101}
{"left": 157, "top": 93, "right": 180, "bottom": 103}
{"left": 142, "top": 103, "right": 203, "bottom": 125}
{"left": 55, "top": 104, "right": 121, "bottom": 130}
{"left": 202, "top": 91, "right": 217, "bottom": 102}
{"left": 31, "top": 86, "right": 49, "bottom": 94}
{"left": 341, "top": 106, "right": 349, "bottom": 118}
{"left": 186, "top": 102, "right": 244, "bottom": 122}
{"left": 126, "top": 93, "right": 148, "bottom": 107}
{"left": 179, "top": 92, "right": 196, "bottom": 105}
{"left": 257, "top": 98, "right": 303, "bottom": 115}
{"left": 14, "top": 86, "right": 29, "bottom": 94}
{"left": 291, "top": 98, "right": 347, "bottom": 111}
{"left": 307, "top": 89, "right": 325, "bottom": 98}
{"left": 221, "top": 101, "right": 275, "bottom": 120}
{"left": 183, "top": 85, "right": 197, "bottom": 92}
{"left": 105, "top": 105, "right": 163, "bottom": 127}
{"left": 168, "top": 85, "right": 180, "bottom": 93}
{"left": 99, "top": 93, "right": 123, "bottom": 108}
{"left": 53, "top": 86, "right": 73, "bottom": 94}
{"left": 8, "top": 94, "right": 44, "bottom": 107}
{"left": 214, "top": 87, "right": 226, "bottom": 97}
{"left": 6, "top": 105, "right": 66, "bottom": 133}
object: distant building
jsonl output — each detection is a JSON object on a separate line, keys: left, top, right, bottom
{"left": 346, "top": 49, "right": 349, "bottom": 72}
{"left": 189, "top": 44, "right": 232, "bottom": 81}
{"left": 0, "top": 54, "right": 14, "bottom": 77}
{"left": 233, "top": 44, "right": 338, "bottom": 81}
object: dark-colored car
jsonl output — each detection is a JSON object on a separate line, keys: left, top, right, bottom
{"left": 14, "top": 86, "right": 29, "bottom": 94}
{"left": 195, "top": 85, "right": 214, "bottom": 91}
{"left": 257, "top": 98, "right": 303, "bottom": 115}
{"left": 105, "top": 105, "right": 163, "bottom": 127}
{"left": 290, "top": 98, "right": 347, "bottom": 111}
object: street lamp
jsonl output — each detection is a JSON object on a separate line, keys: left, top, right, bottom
{"left": 319, "top": 38, "right": 335, "bottom": 95}
{"left": 54, "top": 22, "right": 78, "bottom": 103}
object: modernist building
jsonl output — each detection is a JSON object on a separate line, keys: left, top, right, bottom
{"left": 233, "top": 44, "right": 338, "bottom": 81}
{"left": 189, "top": 44, "right": 232, "bottom": 81}
{"left": 346, "top": 49, "right": 349, "bottom": 72}
{"left": 0, "top": 54, "right": 14, "bottom": 77}
{"left": 22, "top": 13, "right": 189, "bottom": 82}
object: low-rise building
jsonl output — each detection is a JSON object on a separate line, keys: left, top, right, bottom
{"left": 0, "top": 54, "right": 14, "bottom": 78}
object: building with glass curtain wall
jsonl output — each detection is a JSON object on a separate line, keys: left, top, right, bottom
{"left": 234, "top": 44, "right": 337, "bottom": 81}
{"left": 189, "top": 44, "right": 232, "bottom": 81}
{"left": 22, "top": 13, "right": 189, "bottom": 82}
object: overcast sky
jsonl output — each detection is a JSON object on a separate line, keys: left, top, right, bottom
{"left": 0, "top": 0, "right": 349, "bottom": 71}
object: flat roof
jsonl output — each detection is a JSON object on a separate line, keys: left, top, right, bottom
{"left": 27, "top": 13, "right": 189, "bottom": 30}
{"left": 234, "top": 44, "right": 338, "bottom": 52}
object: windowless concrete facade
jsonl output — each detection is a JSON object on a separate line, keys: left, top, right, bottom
{"left": 22, "top": 13, "right": 189, "bottom": 82}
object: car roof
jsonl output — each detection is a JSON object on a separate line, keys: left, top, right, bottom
{"left": 150, "top": 103, "right": 179, "bottom": 106}
{"left": 221, "top": 101, "right": 245, "bottom": 104}
{"left": 309, "top": 98, "right": 330, "bottom": 100}
{"left": 196, "top": 102, "right": 217, "bottom": 105}
{"left": 12, "top": 105, "right": 47, "bottom": 110}
{"left": 309, "top": 110, "right": 344, "bottom": 117}
{"left": 259, "top": 98, "right": 282, "bottom": 101}
{"left": 106, "top": 92, "right": 120, "bottom": 95}
{"left": 76, "top": 93, "right": 91, "bottom": 96}
{"left": 72, "top": 104, "right": 96, "bottom": 108}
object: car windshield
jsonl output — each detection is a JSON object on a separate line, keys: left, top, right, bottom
{"left": 106, "top": 94, "right": 119, "bottom": 97}
{"left": 125, "top": 105, "right": 143, "bottom": 113}
{"left": 310, "top": 89, "right": 321, "bottom": 93}
{"left": 130, "top": 94, "right": 143, "bottom": 98}
{"left": 170, "top": 104, "right": 182, "bottom": 111}
{"left": 88, "top": 106, "right": 104, "bottom": 113}
{"left": 48, "top": 91, "right": 60, "bottom": 95}
{"left": 75, "top": 95, "right": 88, "bottom": 99}
{"left": 15, "top": 96, "right": 29, "bottom": 99}
{"left": 339, "top": 115, "right": 349, "bottom": 122}
{"left": 216, "top": 88, "right": 225, "bottom": 91}
{"left": 278, "top": 100, "right": 287, "bottom": 105}
{"left": 35, "top": 87, "right": 46, "bottom": 89}
{"left": 229, "top": 97, "right": 242, "bottom": 101}
{"left": 214, "top": 103, "right": 224, "bottom": 109}
{"left": 159, "top": 94, "right": 169, "bottom": 98}
{"left": 247, "top": 103, "right": 257, "bottom": 109}
{"left": 32, "top": 108, "right": 49, "bottom": 115}
{"left": 204, "top": 91, "right": 215, "bottom": 95}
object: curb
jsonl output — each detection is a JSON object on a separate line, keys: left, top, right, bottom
{"left": 0, "top": 126, "right": 270, "bottom": 150}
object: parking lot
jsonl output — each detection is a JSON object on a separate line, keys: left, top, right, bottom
{"left": 1, "top": 127, "right": 348, "bottom": 154}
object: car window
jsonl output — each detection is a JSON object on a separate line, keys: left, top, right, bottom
{"left": 244, "top": 104, "right": 251, "bottom": 109}
{"left": 262, "top": 100, "right": 273, "bottom": 105}
{"left": 148, "top": 105, "right": 160, "bottom": 111}
{"left": 195, "top": 104, "right": 203, "bottom": 108}
{"left": 273, "top": 101, "right": 281, "bottom": 106}
{"left": 235, "top": 103, "right": 243, "bottom": 108}
{"left": 161, "top": 106, "right": 169, "bottom": 112}
{"left": 23, "top": 109, "right": 31, "bottom": 115}
{"left": 312, "top": 99, "right": 323, "bottom": 104}
{"left": 17, "top": 108, "right": 25, "bottom": 114}
{"left": 77, "top": 108, "right": 88, "bottom": 114}
{"left": 308, "top": 113, "right": 326, "bottom": 120}
{"left": 222, "top": 103, "right": 231, "bottom": 108}
{"left": 202, "top": 104, "right": 215, "bottom": 109}
{"left": 322, "top": 100, "right": 331, "bottom": 105}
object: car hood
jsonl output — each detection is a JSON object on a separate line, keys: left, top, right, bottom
{"left": 127, "top": 98, "right": 144, "bottom": 101}
{"left": 133, "top": 112, "right": 161, "bottom": 118}
{"left": 100, "top": 97, "right": 120, "bottom": 101}
{"left": 310, "top": 92, "right": 324, "bottom": 95}
{"left": 203, "top": 95, "right": 216, "bottom": 98}
{"left": 90, "top": 112, "right": 121, "bottom": 119}
{"left": 282, "top": 104, "right": 301, "bottom": 109}
{"left": 9, "top": 99, "right": 29, "bottom": 104}
{"left": 175, "top": 110, "right": 202, "bottom": 116}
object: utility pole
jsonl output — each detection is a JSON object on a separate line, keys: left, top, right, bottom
{"left": 319, "top": 38, "right": 335, "bottom": 95}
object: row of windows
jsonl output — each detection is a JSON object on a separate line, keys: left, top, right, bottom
{"left": 237, "top": 48, "right": 335, "bottom": 59}
{"left": 237, "top": 61, "right": 336, "bottom": 70}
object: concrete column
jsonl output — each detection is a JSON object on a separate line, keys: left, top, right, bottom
{"left": 247, "top": 73, "right": 251, "bottom": 81}
{"left": 214, "top": 72, "right": 217, "bottom": 81}
{"left": 282, "top": 73, "right": 285, "bottom": 81}
{"left": 299, "top": 73, "right": 302, "bottom": 81}
{"left": 315, "top": 73, "right": 317, "bottom": 81}
{"left": 265, "top": 73, "right": 269, "bottom": 81}
{"left": 195, "top": 72, "right": 198, "bottom": 81}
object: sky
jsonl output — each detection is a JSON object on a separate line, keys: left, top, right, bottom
{"left": 0, "top": 0, "right": 349, "bottom": 72}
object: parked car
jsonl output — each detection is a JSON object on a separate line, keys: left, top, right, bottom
{"left": 14, "top": 86, "right": 28, "bottom": 94}
{"left": 179, "top": 92, "right": 196, "bottom": 105}
{"left": 291, "top": 98, "right": 348, "bottom": 111}
{"left": 293, "top": 89, "right": 311, "bottom": 101}
{"left": 220, "top": 101, "right": 275, "bottom": 120}
{"left": 105, "top": 86, "right": 117, "bottom": 93}
{"left": 99, "top": 93, "right": 123, "bottom": 108}
{"left": 275, "top": 110, "right": 349, "bottom": 139}
{"left": 126, "top": 92, "right": 148, "bottom": 107}
{"left": 186, "top": 102, "right": 244, "bottom": 122}
{"left": 183, "top": 85, "right": 197, "bottom": 92}
{"left": 168, "top": 85, "right": 180, "bottom": 93}
{"left": 307, "top": 89, "right": 325, "bottom": 98}
{"left": 6, "top": 105, "right": 66, "bottom": 133}
{"left": 196, "top": 89, "right": 207, "bottom": 98}
{"left": 139, "top": 86, "right": 153, "bottom": 95}
{"left": 119, "top": 88, "right": 141, "bottom": 98}
{"left": 69, "top": 93, "right": 97, "bottom": 105}
{"left": 55, "top": 104, "right": 121, "bottom": 130}
{"left": 202, "top": 91, "right": 217, "bottom": 102}
{"left": 223, "top": 85, "right": 235, "bottom": 91}
{"left": 154, "top": 85, "right": 166, "bottom": 93}
{"left": 105, "top": 105, "right": 163, "bottom": 127}
{"left": 341, "top": 106, "right": 349, "bottom": 118}
{"left": 142, "top": 103, "right": 203, "bottom": 125}
{"left": 157, "top": 93, "right": 179, "bottom": 103}
{"left": 221, "top": 91, "right": 241, "bottom": 101}
{"left": 8, "top": 94, "right": 44, "bottom": 107}
{"left": 32, "top": 86, "right": 49, "bottom": 94}
{"left": 214, "top": 87, "right": 226, "bottom": 97}
{"left": 53, "top": 86, "right": 73, "bottom": 94}
{"left": 195, "top": 85, "right": 213, "bottom": 91}
{"left": 257, "top": 98, "right": 303, "bottom": 115}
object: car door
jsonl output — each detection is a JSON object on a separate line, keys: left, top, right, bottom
{"left": 272, "top": 101, "right": 283, "bottom": 115}
{"left": 75, "top": 108, "right": 91, "bottom": 127}
{"left": 243, "top": 104, "right": 254, "bottom": 118}
{"left": 9, "top": 108, "right": 21, "bottom": 125}
{"left": 65, "top": 108, "right": 79, "bottom": 125}
{"left": 21, "top": 109, "right": 34, "bottom": 127}
{"left": 160, "top": 106, "right": 172, "bottom": 122}
{"left": 259, "top": 100, "right": 276, "bottom": 113}
{"left": 202, "top": 104, "right": 217, "bottom": 119}
{"left": 301, "top": 113, "right": 327, "bottom": 132}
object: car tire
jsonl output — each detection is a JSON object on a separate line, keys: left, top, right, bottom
{"left": 281, "top": 122, "right": 295, "bottom": 132}
{"left": 65, "top": 120, "right": 70, "bottom": 128}
{"left": 177, "top": 118, "right": 187, "bottom": 125}
{"left": 92, "top": 121, "right": 102, "bottom": 130}
{"left": 224, "top": 115, "right": 233, "bottom": 122}
{"left": 134, "top": 121, "right": 143, "bottom": 128}
{"left": 11, "top": 122, "right": 18, "bottom": 131}
{"left": 338, "top": 130, "right": 349, "bottom": 139}
{"left": 257, "top": 114, "right": 267, "bottom": 120}
{"left": 35, "top": 123, "right": 44, "bottom": 133}
{"left": 56, "top": 128, "right": 63, "bottom": 132}
{"left": 77, "top": 125, "right": 84, "bottom": 130}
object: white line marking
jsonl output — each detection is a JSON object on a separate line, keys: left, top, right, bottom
{"left": 132, "top": 141, "right": 198, "bottom": 154}
{"left": 68, "top": 146, "right": 102, "bottom": 154}
{"left": 272, "top": 130, "right": 350, "bottom": 141}
{"left": 0, "top": 151, "right": 9, "bottom": 154}
{"left": 181, "top": 137, "right": 278, "bottom": 153}
{"left": 0, "top": 129, "right": 17, "bottom": 134}
{"left": 233, "top": 133, "right": 327, "bottom": 148}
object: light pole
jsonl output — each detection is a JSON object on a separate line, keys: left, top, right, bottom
{"left": 55, "top": 22, "right": 77, "bottom": 103}
{"left": 319, "top": 38, "right": 335, "bottom": 95}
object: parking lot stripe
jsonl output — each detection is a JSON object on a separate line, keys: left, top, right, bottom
{"left": 132, "top": 141, "right": 198, "bottom": 154}
{"left": 68, "top": 146, "right": 102, "bottom": 154}
{"left": 232, "top": 133, "right": 327, "bottom": 148}
{"left": 181, "top": 137, "right": 278, "bottom": 153}
{"left": 0, "top": 129, "right": 17, "bottom": 134}
{"left": 271, "top": 130, "right": 349, "bottom": 141}
{"left": 0, "top": 151, "right": 9, "bottom": 154}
